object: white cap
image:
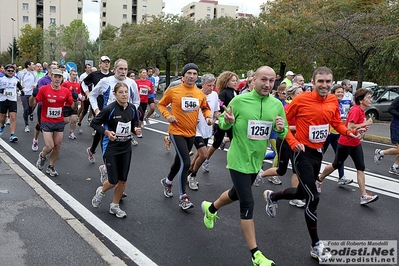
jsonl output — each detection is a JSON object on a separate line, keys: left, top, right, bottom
{"left": 99, "top": 56, "right": 111, "bottom": 63}
{"left": 286, "top": 71, "right": 295, "bottom": 76}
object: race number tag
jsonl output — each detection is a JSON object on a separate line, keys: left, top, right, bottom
{"left": 247, "top": 120, "right": 272, "bottom": 140}
{"left": 115, "top": 121, "right": 131, "bottom": 141}
{"left": 4, "top": 89, "right": 14, "bottom": 97}
{"left": 47, "top": 107, "right": 62, "bottom": 118}
{"left": 309, "top": 124, "right": 329, "bottom": 143}
{"left": 181, "top": 97, "right": 199, "bottom": 112}
{"left": 139, "top": 87, "right": 148, "bottom": 95}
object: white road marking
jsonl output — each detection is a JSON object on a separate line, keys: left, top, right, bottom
{"left": 0, "top": 139, "right": 157, "bottom": 266}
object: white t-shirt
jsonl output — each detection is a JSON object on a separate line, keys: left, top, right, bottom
{"left": 341, "top": 91, "right": 353, "bottom": 118}
{"left": 196, "top": 91, "right": 219, "bottom": 139}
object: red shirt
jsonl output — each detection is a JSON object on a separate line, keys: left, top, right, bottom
{"left": 36, "top": 84, "right": 73, "bottom": 123}
{"left": 338, "top": 105, "right": 365, "bottom": 146}
{"left": 135, "top": 79, "right": 154, "bottom": 103}
{"left": 62, "top": 80, "right": 80, "bottom": 106}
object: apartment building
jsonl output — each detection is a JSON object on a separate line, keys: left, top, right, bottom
{"left": 0, "top": 0, "right": 83, "bottom": 52}
{"left": 99, "top": 0, "right": 165, "bottom": 30}
{"left": 181, "top": 0, "right": 238, "bottom": 21}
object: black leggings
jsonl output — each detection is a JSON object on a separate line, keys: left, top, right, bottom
{"left": 167, "top": 135, "right": 195, "bottom": 196}
{"left": 212, "top": 123, "right": 233, "bottom": 149}
{"left": 272, "top": 147, "right": 322, "bottom": 245}
{"left": 227, "top": 169, "right": 257, "bottom": 220}
{"left": 275, "top": 138, "right": 295, "bottom": 176}
{"left": 332, "top": 144, "right": 365, "bottom": 171}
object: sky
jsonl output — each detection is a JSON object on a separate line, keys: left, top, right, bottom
{"left": 83, "top": 0, "right": 266, "bottom": 40}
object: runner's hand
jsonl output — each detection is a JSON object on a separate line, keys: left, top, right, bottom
{"left": 223, "top": 105, "right": 234, "bottom": 123}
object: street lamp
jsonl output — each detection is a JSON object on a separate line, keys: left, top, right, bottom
{"left": 11, "top": 17, "right": 15, "bottom": 64}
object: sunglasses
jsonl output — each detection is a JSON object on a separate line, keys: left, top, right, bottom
{"left": 6, "top": 69, "right": 15, "bottom": 72}
{"left": 279, "top": 91, "right": 286, "bottom": 95}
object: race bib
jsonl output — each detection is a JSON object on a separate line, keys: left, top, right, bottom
{"left": 181, "top": 97, "right": 199, "bottom": 112}
{"left": 47, "top": 107, "right": 62, "bottom": 118}
{"left": 309, "top": 124, "right": 329, "bottom": 143}
{"left": 115, "top": 121, "right": 131, "bottom": 141}
{"left": 247, "top": 120, "right": 272, "bottom": 140}
{"left": 139, "top": 87, "right": 148, "bottom": 95}
{"left": 4, "top": 89, "right": 14, "bottom": 97}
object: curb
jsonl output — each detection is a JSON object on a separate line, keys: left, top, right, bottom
{"left": 363, "top": 134, "right": 391, "bottom": 145}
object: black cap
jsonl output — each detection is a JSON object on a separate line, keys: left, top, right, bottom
{"left": 182, "top": 63, "right": 199, "bottom": 76}
{"left": 4, "top": 64, "right": 15, "bottom": 70}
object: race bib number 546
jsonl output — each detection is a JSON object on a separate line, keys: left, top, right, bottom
{"left": 247, "top": 120, "right": 272, "bottom": 140}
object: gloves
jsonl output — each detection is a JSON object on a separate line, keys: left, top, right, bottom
{"left": 32, "top": 88, "right": 38, "bottom": 97}
{"left": 72, "top": 90, "right": 79, "bottom": 100}
{"left": 20, "top": 90, "right": 25, "bottom": 96}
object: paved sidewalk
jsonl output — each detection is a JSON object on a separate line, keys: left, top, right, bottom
{"left": 363, "top": 121, "right": 391, "bottom": 144}
{"left": 0, "top": 149, "right": 125, "bottom": 266}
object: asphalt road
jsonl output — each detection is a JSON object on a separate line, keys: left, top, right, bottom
{"left": 1, "top": 103, "right": 398, "bottom": 266}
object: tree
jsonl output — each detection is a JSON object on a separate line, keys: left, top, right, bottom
{"left": 267, "top": 0, "right": 399, "bottom": 87}
{"left": 17, "top": 24, "right": 43, "bottom": 63}
{"left": 43, "top": 23, "right": 65, "bottom": 63}
{"left": 62, "top": 20, "right": 90, "bottom": 71}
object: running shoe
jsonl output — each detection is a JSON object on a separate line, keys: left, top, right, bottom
{"left": 87, "top": 118, "right": 92, "bottom": 124}
{"left": 252, "top": 250, "right": 276, "bottom": 266}
{"left": 136, "top": 133, "right": 143, "bottom": 138}
{"left": 360, "top": 193, "right": 379, "bottom": 205}
{"left": 373, "top": 149, "right": 383, "bottom": 165}
{"left": 202, "top": 159, "right": 210, "bottom": 172}
{"left": 86, "top": 147, "right": 95, "bottom": 163}
{"left": 310, "top": 241, "right": 332, "bottom": 262}
{"left": 109, "top": 204, "right": 127, "bottom": 218}
{"left": 46, "top": 165, "right": 58, "bottom": 177}
{"left": 36, "top": 152, "right": 46, "bottom": 170}
{"left": 161, "top": 177, "right": 173, "bottom": 198}
{"left": 29, "top": 114, "right": 34, "bottom": 121}
{"left": 5, "top": 117, "right": 10, "bottom": 125}
{"left": 92, "top": 186, "right": 104, "bottom": 208}
{"left": 388, "top": 166, "right": 399, "bottom": 175}
{"left": 32, "top": 138, "right": 39, "bottom": 151}
{"left": 24, "top": 125, "right": 30, "bottom": 133}
{"left": 144, "top": 117, "right": 150, "bottom": 125}
{"left": 68, "top": 132, "right": 77, "bottom": 140}
{"left": 263, "top": 190, "right": 278, "bottom": 218}
{"left": 179, "top": 194, "right": 194, "bottom": 210}
{"left": 99, "top": 164, "right": 108, "bottom": 184}
{"left": 131, "top": 137, "right": 138, "bottom": 146}
{"left": 337, "top": 176, "right": 353, "bottom": 186}
{"left": 163, "top": 136, "right": 171, "bottom": 150}
{"left": 92, "top": 130, "right": 96, "bottom": 136}
{"left": 0, "top": 126, "right": 4, "bottom": 136}
{"left": 122, "top": 192, "right": 128, "bottom": 198}
{"left": 201, "top": 201, "right": 218, "bottom": 229}
{"left": 151, "top": 112, "right": 160, "bottom": 118}
{"left": 187, "top": 173, "right": 198, "bottom": 191}
{"left": 267, "top": 176, "right": 282, "bottom": 185}
{"left": 78, "top": 127, "right": 83, "bottom": 134}
{"left": 289, "top": 199, "right": 306, "bottom": 208}
{"left": 253, "top": 169, "right": 264, "bottom": 187}
{"left": 316, "top": 179, "right": 323, "bottom": 193}
{"left": 9, "top": 134, "right": 18, "bottom": 142}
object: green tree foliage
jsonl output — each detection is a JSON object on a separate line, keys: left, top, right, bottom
{"left": 17, "top": 24, "right": 43, "bottom": 63}
{"left": 43, "top": 23, "right": 65, "bottom": 63}
{"left": 7, "top": 38, "right": 20, "bottom": 64}
{"left": 62, "top": 20, "right": 90, "bottom": 71}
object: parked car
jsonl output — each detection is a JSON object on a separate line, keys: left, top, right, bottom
{"left": 365, "top": 85, "right": 399, "bottom": 121}
{"left": 335, "top": 80, "right": 377, "bottom": 92}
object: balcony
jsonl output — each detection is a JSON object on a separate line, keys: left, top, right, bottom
{"left": 37, "top": 0, "right": 43, "bottom": 5}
